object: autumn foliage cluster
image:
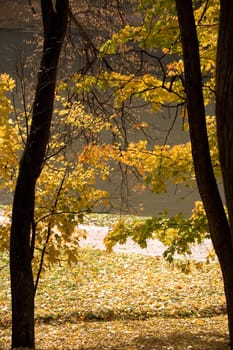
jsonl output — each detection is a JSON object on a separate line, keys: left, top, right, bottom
{"left": 0, "top": 0, "right": 220, "bottom": 267}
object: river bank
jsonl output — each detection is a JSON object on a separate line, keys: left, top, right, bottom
{"left": 78, "top": 223, "right": 213, "bottom": 261}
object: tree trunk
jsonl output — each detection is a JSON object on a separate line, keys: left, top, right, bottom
{"left": 216, "top": 1, "right": 233, "bottom": 345}
{"left": 216, "top": 1, "right": 233, "bottom": 238}
{"left": 175, "top": 0, "right": 233, "bottom": 347}
{"left": 10, "top": 1, "right": 69, "bottom": 348}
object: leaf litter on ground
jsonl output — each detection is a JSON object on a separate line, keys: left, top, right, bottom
{"left": 0, "top": 247, "right": 230, "bottom": 349}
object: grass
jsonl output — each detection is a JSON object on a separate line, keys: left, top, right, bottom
{"left": 0, "top": 247, "right": 230, "bottom": 349}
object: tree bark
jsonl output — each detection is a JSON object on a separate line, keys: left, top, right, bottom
{"left": 216, "top": 0, "right": 233, "bottom": 237}
{"left": 175, "top": 0, "right": 233, "bottom": 347}
{"left": 216, "top": 1, "right": 233, "bottom": 344}
{"left": 10, "top": 1, "right": 69, "bottom": 348}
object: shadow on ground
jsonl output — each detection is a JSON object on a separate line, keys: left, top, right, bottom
{"left": 71, "top": 331, "right": 229, "bottom": 350}
{"left": 0, "top": 318, "right": 229, "bottom": 350}
{"left": 28, "top": 316, "right": 230, "bottom": 350}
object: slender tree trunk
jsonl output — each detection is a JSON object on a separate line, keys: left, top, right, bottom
{"left": 10, "top": 1, "right": 69, "bottom": 348}
{"left": 175, "top": 0, "right": 233, "bottom": 347}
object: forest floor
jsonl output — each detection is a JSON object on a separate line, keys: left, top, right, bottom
{"left": 0, "top": 235, "right": 230, "bottom": 350}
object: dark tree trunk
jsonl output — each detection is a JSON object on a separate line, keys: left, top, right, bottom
{"left": 216, "top": 1, "right": 233, "bottom": 345}
{"left": 175, "top": 0, "right": 233, "bottom": 347}
{"left": 10, "top": 1, "right": 69, "bottom": 348}
{"left": 216, "top": 1, "right": 233, "bottom": 237}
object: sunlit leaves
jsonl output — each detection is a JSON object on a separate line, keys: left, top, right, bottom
{"left": 32, "top": 100, "right": 110, "bottom": 267}
{"left": 0, "top": 78, "right": 111, "bottom": 266}
{"left": 114, "top": 140, "right": 195, "bottom": 192}
{"left": 0, "top": 73, "right": 14, "bottom": 116}
{"left": 101, "top": 0, "right": 178, "bottom": 54}
{"left": 99, "top": 0, "right": 219, "bottom": 108}
{"left": 0, "top": 74, "right": 19, "bottom": 191}
{"left": 105, "top": 200, "right": 210, "bottom": 262}
{"left": 0, "top": 0, "right": 223, "bottom": 266}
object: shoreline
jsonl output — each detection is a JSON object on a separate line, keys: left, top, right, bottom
{"left": 78, "top": 224, "right": 213, "bottom": 261}
{"left": 0, "top": 212, "right": 213, "bottom": 261}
